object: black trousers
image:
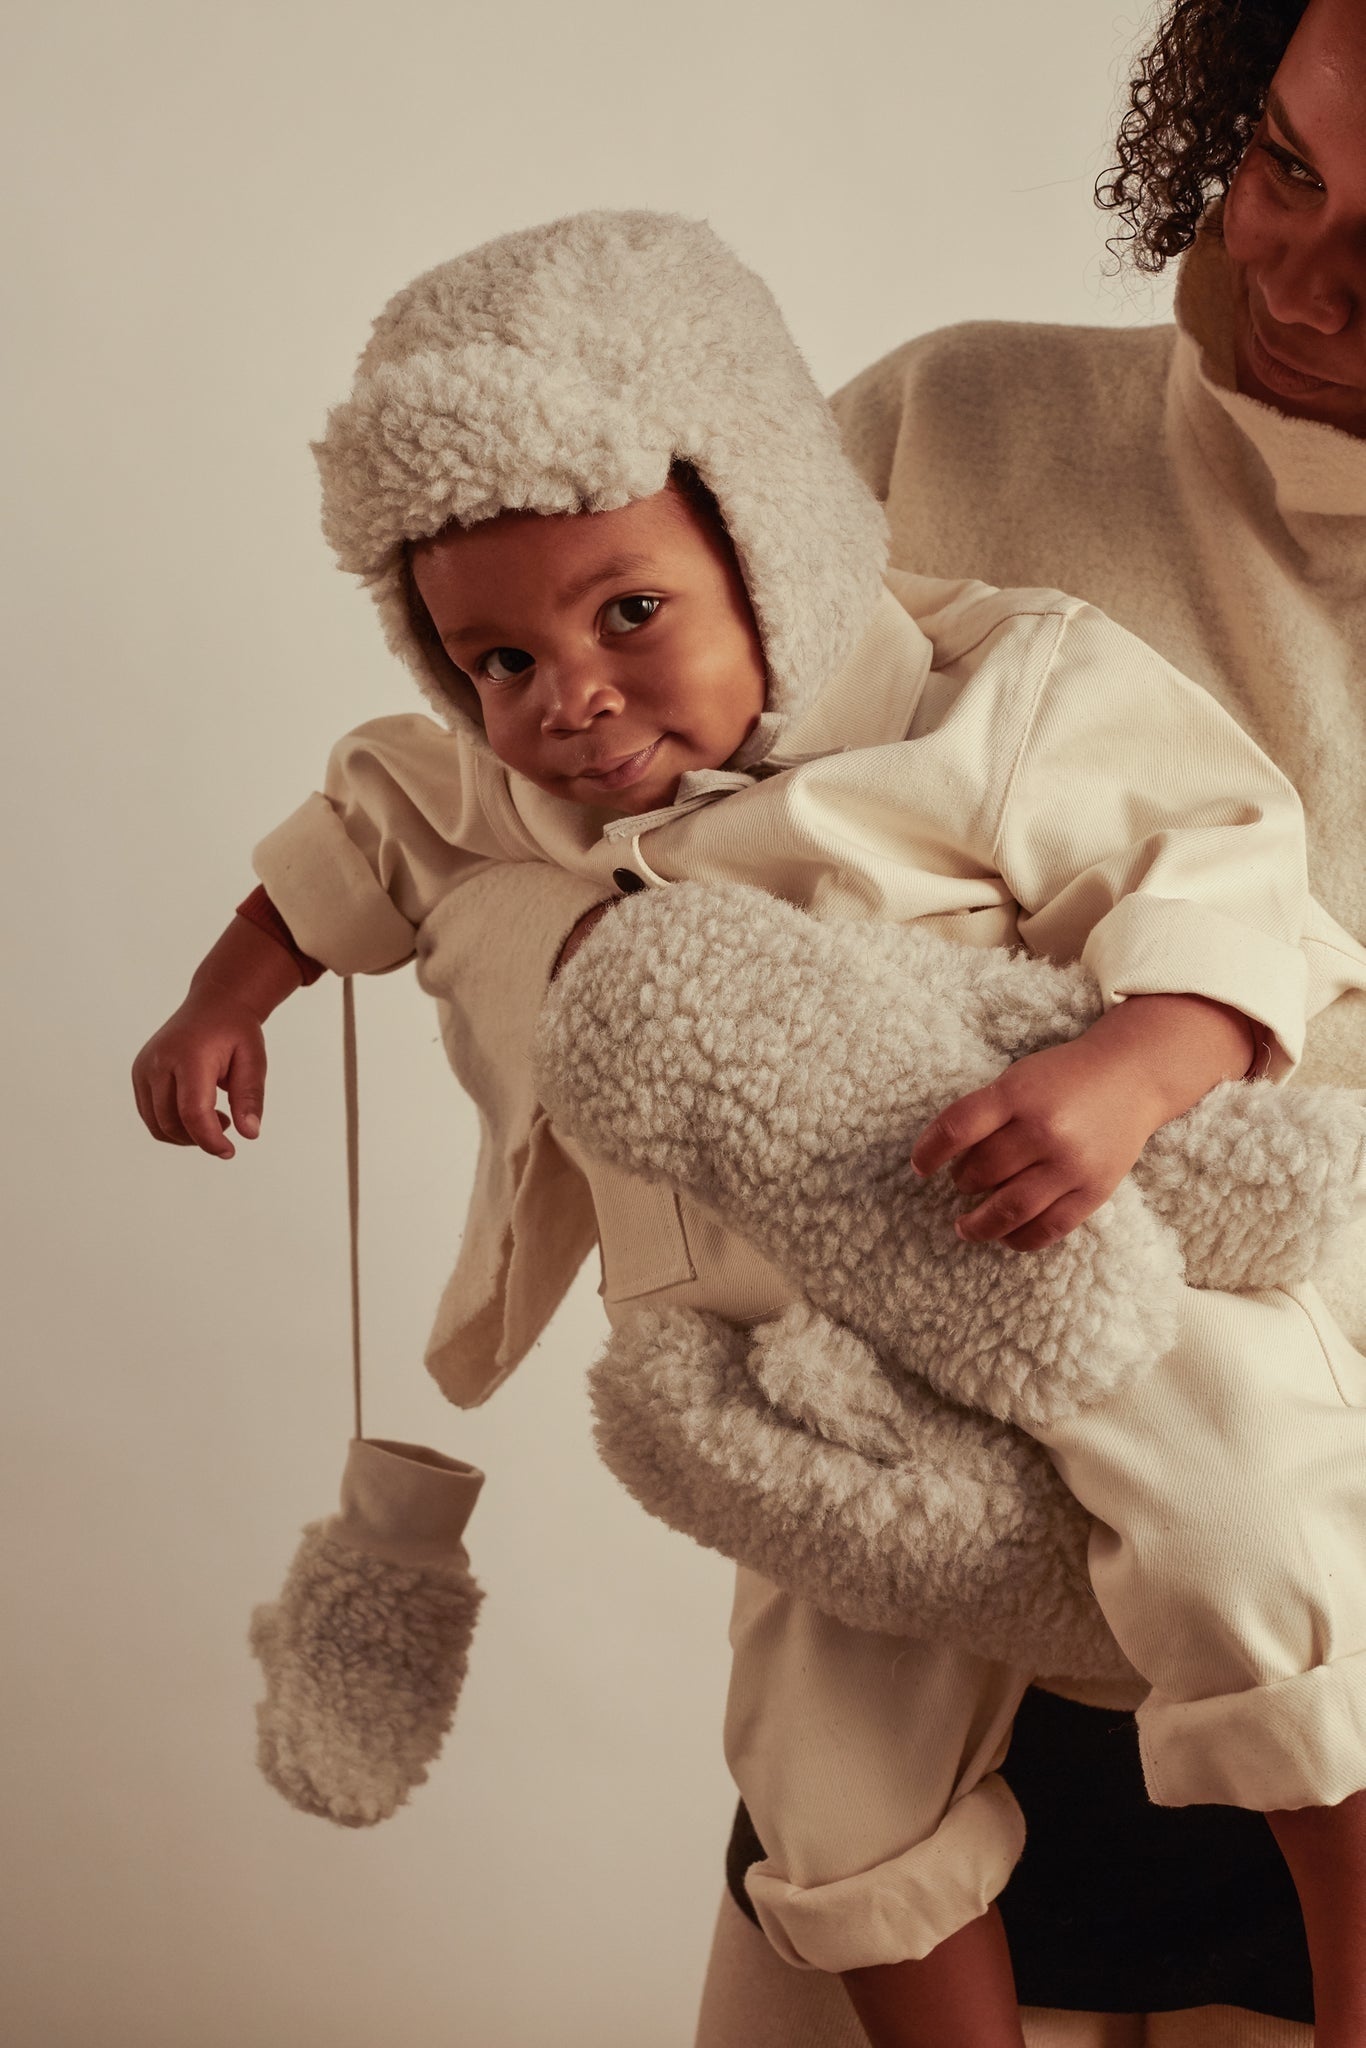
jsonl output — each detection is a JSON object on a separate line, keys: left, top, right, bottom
{"left": 725, "top": 1687, "right": 1313, "bottom": 2020}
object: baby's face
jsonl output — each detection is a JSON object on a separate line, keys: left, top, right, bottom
{"left": 409, "top": 480, "right": 767, "bottom": 814}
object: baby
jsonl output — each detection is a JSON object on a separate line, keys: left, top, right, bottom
{"left": 132, "top": 212, "right": 1366, "bottom": 2048}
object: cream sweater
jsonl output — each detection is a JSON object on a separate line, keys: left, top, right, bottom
{"left": 255, "top": 576, "right": 1344, "bottom": 1404}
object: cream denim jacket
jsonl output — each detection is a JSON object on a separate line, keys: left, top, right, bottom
{"left": 255, "top": 572, "right": 1364, "bottom": 1405}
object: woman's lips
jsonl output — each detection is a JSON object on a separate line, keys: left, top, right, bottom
{"left": 1246, "top": 312, "right": 1341, "bottom": 397}
{"left": 574, "top": 739, "right": 664, "bottom": 792}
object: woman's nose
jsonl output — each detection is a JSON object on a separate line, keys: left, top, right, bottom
{"left": 539, "top": 658, "right": 625, "bottom": 732}
{"left": 1258, "top": 238, "right": 1356, "bottom": 336}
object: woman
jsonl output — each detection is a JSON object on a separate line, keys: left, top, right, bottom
{"left": 692, "top": 0, "right": 1365, "bottom": 2040}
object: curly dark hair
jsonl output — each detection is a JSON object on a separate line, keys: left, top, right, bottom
{"left": 1096, "top": 0, "right": 1309, "bottom": 271}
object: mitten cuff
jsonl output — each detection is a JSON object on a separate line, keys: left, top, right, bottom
{"left": 331, "top": 1438, "right": 484, "bottom": 1570}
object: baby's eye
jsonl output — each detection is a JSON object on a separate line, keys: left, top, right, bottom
{"left": 601, "top": 595, "right": 661, "bottom": 634}
{"left": 479, "top": 647, "right": 535, "bottom": 683}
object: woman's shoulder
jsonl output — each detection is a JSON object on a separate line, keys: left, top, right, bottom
{"left": 834, "top": 314, "right": 1175, "bottom": 411}
{"left": 833, "top": 318, "right": 1182, "bottom": 594}
{"left": 831, "top": 317, "right": 1175, "bottom": 495}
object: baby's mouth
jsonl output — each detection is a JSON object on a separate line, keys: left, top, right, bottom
{"left": 574, "top": 739, "right": 663, "bottom": 792}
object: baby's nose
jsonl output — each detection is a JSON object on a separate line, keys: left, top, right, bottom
{"left": 541, "top": 660, "right": 625, "bottom": 730}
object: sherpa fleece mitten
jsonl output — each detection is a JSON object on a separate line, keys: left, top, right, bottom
{"left": 591, "top": 1300, "right": 1134, "bottom": 1682}
{"left": 250, "top": 1438, "right": 484, "bottom": 1827}
{"left": 537, "top": 882, "right": 1366, "bottom": 1431}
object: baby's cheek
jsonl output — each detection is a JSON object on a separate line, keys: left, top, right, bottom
{"left": 480, "top": 702, "right": 533, "bottom": 776}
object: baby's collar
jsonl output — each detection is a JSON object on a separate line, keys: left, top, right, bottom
{"left": 599, "top": 765, "right": 770, "bottom": 843}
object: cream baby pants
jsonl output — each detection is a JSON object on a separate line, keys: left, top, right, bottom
{"left": 727, "top": 1279, "right": 1366, "bottom": 1971}
{"left": 568, "top": 1143, "right": 1366, "bottom": 1974}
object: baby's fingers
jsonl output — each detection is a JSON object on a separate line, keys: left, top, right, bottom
{"left": 165, "top": 1059, "right": 237, "bottom": 1159}
{"left": 912, "top": 1083, "right": 1012, "bottom": 1178}
{"left": 226, "top": 1039, "right": 266, "bottom": 1140}
{"left": 1000, "top": 1192, "right": 1100, "bottom": 1254}
{"left": 955, "top": 1163, "right": 1071, "bottom": 1246}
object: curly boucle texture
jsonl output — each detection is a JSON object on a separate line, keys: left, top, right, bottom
{"left": 249, "top": 1525, "right": 483, "bottom": 1828}
{"left": 313, "top": 210, "right": 887, "bottom": 751}
{"left": 537, "top": 882, "right": 1365, "bottom": 1431}
{"left": 1139, "top": 1079, "right": 1366, "bottom": 1292}
{"left": 591, "top": 1302, "right": 1132, "bottom": 1681}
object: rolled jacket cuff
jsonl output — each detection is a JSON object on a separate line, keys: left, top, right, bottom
{"left": 1139, "top": 1642, "right": 1366, "bottom": 1811}
{"left": 1081, "top": 894, "right": 1307, "bottom": 1078}
{"left": 253, "top": 792, "right": 418, "bottom": 975}
{"left": 744, "top": 1774, "right": 1024, "bottom": 1972}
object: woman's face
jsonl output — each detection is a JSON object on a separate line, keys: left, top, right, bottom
{"left": 1222, "top": 0, "right": 1366, "bottom": 437}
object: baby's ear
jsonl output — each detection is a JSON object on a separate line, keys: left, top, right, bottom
{"left": 401, "top": 548, "right": 483, "bottom": 722}
{"left": 1133, "top": 1079, "right": 1366, "bottom": 1292}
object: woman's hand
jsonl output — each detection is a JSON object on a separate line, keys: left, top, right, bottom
{"left": 132, "top": 914, "right": 305, "bottom": 1158}
{"left": 911, "top": 992, "right": 1257, "bottom": 1252}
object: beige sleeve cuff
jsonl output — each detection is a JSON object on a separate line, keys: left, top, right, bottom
{"left": 1082, "top": 894, "right": 1307, "bottom": 1077}
{"left": 1303, "top": 894, "right": 1366, "bottom": 1021}
{"left": 252, "top": 792, "right": 418, "bottom": 975}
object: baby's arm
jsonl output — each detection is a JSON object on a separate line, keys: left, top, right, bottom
{"left": 134, "top": 714, "right": 504, "bottom": 1159}
{"left": 906, "top": 600, "right": 1305, "bottom": 1251}
{"left": 131, "top": 909, "right": 309, "bottom": 1159}
{"left": 911, "top": 992, "right": 1257, "bottom": 1251}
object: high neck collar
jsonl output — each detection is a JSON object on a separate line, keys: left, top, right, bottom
{"left": 1172, "top": 221, "right": 1366, "bottom": 520}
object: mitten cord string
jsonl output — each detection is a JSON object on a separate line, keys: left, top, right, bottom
{"left": 343, "top": 974, "right": 363, "bottom": 1441}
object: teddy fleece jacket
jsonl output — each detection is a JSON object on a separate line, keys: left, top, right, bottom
{"left": 252, "top": 570, "right": 1355, "bottom": 1407}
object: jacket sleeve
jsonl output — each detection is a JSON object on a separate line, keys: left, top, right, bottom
{"left": 251, "top": 714, "right": 520, "bottom": 974}
{"left": 995, "top": 604, "right": 1309, "bottom": 1076}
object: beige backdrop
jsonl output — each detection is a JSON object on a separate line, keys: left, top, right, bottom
{"left": 3, "top": 2, "right": 1172, "bottom": 2043}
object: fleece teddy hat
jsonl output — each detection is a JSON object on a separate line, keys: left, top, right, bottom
{"left": 312, "top": 209, "right": 889, "bottom": 752}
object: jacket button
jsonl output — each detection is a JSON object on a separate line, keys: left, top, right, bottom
{"left": 612, "top": 868, "right": 647, "bottom": 894}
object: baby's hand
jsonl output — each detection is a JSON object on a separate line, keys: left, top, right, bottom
{"left": 132, "top": 995, "right": 268, "bottom": 1160}
{"left": 133, "top": 912, "right": 309, "bottom": 1158}
{"left": 910, "top": 992, "right": 1257, "bottom": 1252}
{"left": 910, "top": 1035, "right": 1167, "bottom": 1253}
{"left": 909, "top": 1048, "right": 1163, "bottom": 1253}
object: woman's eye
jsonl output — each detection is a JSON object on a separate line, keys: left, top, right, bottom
{"left": 1261, "top": 142, "right": 1322, "bottom": 191}
{"left": 479, "top": 647, "right": 535, "bottom": 683}
{"left": 601, "top": 595, "right": 661, "bottom": 634}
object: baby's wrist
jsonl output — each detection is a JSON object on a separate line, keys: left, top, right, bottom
{"left": 188, "top": 916, "right": 305, "bottom": 1024}
{"left": 1107, "top": 993, "right": 1258, "bottom": 1123}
